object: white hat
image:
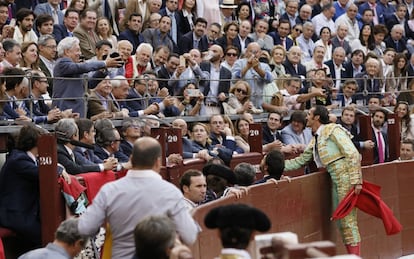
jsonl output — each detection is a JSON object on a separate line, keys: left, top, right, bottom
{"left": 220, "top": 0, "right": 237, "bottom": 9}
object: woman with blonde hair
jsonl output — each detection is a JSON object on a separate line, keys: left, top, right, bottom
{"left": 95, "top": 17, "right": 118, "bottom": 50}
{"left": 234, "top": 118, "right": 251, "bottom": 153}
{"left": 20, "top": 42, "right": 40, "bottom": 70}
{"left": 190, "top": 123, "right": 215, "bottom": 161}
{"left": 224, "top": 80, "right": 261, "bottom": 114}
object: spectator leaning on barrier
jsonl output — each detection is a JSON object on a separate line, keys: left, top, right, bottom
{"left": 179, "top": 169, "right": 207, "bottom": 211}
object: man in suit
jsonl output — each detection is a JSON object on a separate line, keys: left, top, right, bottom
{"left": 157, "top": 53, "right": 180, "bottom": 91}
{"left": 283, "top": 46, "right": 307, "bottom": 78}
{"left": 38, "top": 34, "right": 57, "bottom": 95}
{"left": 180, "top": 17, "right": 209, "bottom": 55}
{"left": 384, "top": 24, "right": 407, "bottom": 54}
{"left": 235, "top": 20, "right": 253, "bottom": 53}
{"left": 331, "top": 23, "right": 353, "bottom": 56}
{"left": 325, "top": 47, "right": 346, "bottom": 91}
{"left": 232, "top": 42, "right": 273, "bottom": 109}
{"left": 125, "top": 73, "right": 164, "bottom": 117}
{"left": 159, "top": 0, "right": 181, "bottom": 44}
{"left": 295, "top": 4, "right": 312, "bottom": 25}
{"left": 74, "top": 118, "right": 118, "bottom": 171}
{"left": 53, "top": 8, "right": 79, "bottom": 43}
{"left": 209, "top": 114, "right": 244, "bottom": 155}
{"left": 26, "top": 70, "right": 62, "bottom": 124}
{"left": 0, "top": 125, "right": 45, "bottom": 249}
{"left": 281, "top": 0, "right": 299, "bottom": 27}
{"left": 342, "top": 49, "right": 365, "bottom": 79}
{"left": 358, "top": 0, "right": 385, "bottom": 25}
{"left": 268, "top": 19, "right": 293, "bottom": 51}
{"left": 94, "top": 126, "right": 130, "bottom": 163}
{"left": 118, "top": 13, "right": 145, "bottom": 55}
{"left": 52, "top": 37, "right": 122, "bottom": 118}
{"left": 56, "top": 118, "right": 112, "bottom": 175}
{"left": 248, "top": 19, "right": 274, "bottom": 52}
{"left": 34, "top": 0, "right": 64, "bottom": 25}
{"left": 285, "top": 105, "right": 363, "bottom": 255}
{"left": 73, "top": 9, "right": 99, "bottom": 60}
{"left": 371, "top": 109, "right": 389, "bottom": 164}
{"left": 120, "top": 119, "right": 142, "bottom": 158}
{"left": 200, "top": 44, "right": 232, "bottom": 115}
{"left": 87, "top": 70, "right": 129, "bottom": 121}
{"left": 142, "top": 15, "right": 177, "bottom": 54}
{"left": 407, "top": 53, "right": 414, "bottom": 85}
{"left": 336, "top": 79, "right": 358, "bottom": 107}
{"left": 355, "top": 58, "right": 382, "bottom": 105}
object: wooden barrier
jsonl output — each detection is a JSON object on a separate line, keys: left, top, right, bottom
{"left": 387, "top": 113, "right": 401, "bottom": 161}
{"left": 38, "top": 134, "right": 65, "bottom": 246}
{"left": 358, "top": 115, "right": 374, "bottom": 166}
{"left": 191, "top": 161, "right": 414, "bottom": 259}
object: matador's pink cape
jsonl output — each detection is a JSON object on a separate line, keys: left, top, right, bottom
{"left": 332, "top": 181, "right": 402, "bottom": 235}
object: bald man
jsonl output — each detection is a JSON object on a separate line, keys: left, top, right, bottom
{"left": 78, "top": 137, "right": 199, "bottom": 259}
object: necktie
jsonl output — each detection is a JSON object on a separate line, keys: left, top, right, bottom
{"left": 282, "top": 38, "right": 286, "bottom": 48}
{"left": 104, "top": 0, "right": 113, "bottom": 25}
{"left": 52, "top": 9, "right": 59, "bottom": 24}
{"left": 377, "top": 131, "right": 384, "bottom": 163}
{"left": 170, "top": 13, "right": 177, "bottom": 43}
{"left": 395, "top": 41, "right": 399, "bottom": 51}
{"left": 194, "top": 39, "right": 199, "bottom": 49}
{"left": 7, "top": 4, "right": 12, "bottom": 20}
{"left": 84, "top": 150, "right": 90, "bottom": 161}
{"left": 340, "top": 40, "right": 344, "bottom": 47}
{"left": 294, "top": 64, "right": 298, "bottom": 74}
{"left": 88, "top": 30, "right": 97, "bottom": 45}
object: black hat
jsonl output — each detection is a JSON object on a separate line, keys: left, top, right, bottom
{"left": 88, "top": 70, "right": 109, "bottom": 89}
{"left": 204, "top": 204, "right": 271, "bottom": 232}
{"left": 202, "top": 164, "right": 237, "bottom": 184}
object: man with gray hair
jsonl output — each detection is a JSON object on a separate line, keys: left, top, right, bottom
{"left": 133, "top": 43, "right": 153, "bottom": 78}
{"left": 56, "top": 118, "right": 108, "bottom": 174}
{"left": 52, "top": 37, "right": 123, "bottom": 118}
{"left": 335, "top": 4, "right": 360, "bottom": 41}
{"left": 38, "top": 35, "right": 57, "bottom": 95}
{"left": 385, "top": 24, "right": 407, "bottom": 54}
{"left": 296, "top": 21, "right": 315, "bottom": 63}
{"left": 19, "top": 218, "right": 88, "bottom": 259}
{"left": 234, "top": 162, "right": 256, "bottom": 186}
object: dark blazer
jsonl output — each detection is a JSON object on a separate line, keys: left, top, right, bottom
{"left": 177, "top": 10, "right": 195, "bottom": 36}
{"left": 182, "top": 137, "right": 194, "bottom": 159}
{"left": 38, "top": 58, "right": 54, "bottom": 95}
{"left": 159, "top": 8, "right": 181, "bottom": 41}
{"left": 52, "top": 57, "right": 106, "bottom": 117}
{"left": 330, "top": 37, "right": 352, "bottom": 56}
{"left": 268, "top": 31, "right": 294, "bottom": 50}
{"left": 73, "top": 146, "right": 103, "bottom": 164}
{"left": 407, "top": 63, "right": 414, "bottom": 85}
{"left": 24, "top": 96, "right": 51, "bottom": 124}
{"left": 210, "top": 132, "right": 244, "bottom": 154}
{"left": 199, "top": 62, "right": 232, "bottom": 97}
{"left": 157, "top": 65, "right": 173, "bottom": 91}
{"left": 262, "top": 124, "right": 282, "bottom": 145}
{"left": 2, "top": 100, "right": 20, "bottom": 120}
{"left": 57, "top": 143, "right": 101, "bottom": 174}
{"left": 384, "top": 13, "right": 401, "bottom": 33}
{"left": 355, "top": 72, "right": 382, "bottom": 104}
{"left": 216, "top": 36, "right": 241, "bottom": 54}
{"left": 53, "top": 24, "right": 70, "bottom": 44}
{"left": 342, "top": 61, "right": 365, "bottom": 79}
{"left": 338, "top": 120, "right": 361, "bottom": 149}
{"left": 358, "top": 3, "right": 386, "bottom": 24}
{"left": 283, "top": 59, "right": 306, "bottom": 77}
{"left": 125, "top": 88, "right": 146, "bottom": 114}
{"left": 34, "top": 3, "right": 64, "bottom": 24}
{"left": 234, "top": 35, "right": 254, "bottom": 52}
{"left": 384, "top": 36, "right": 407, "bottom": 53}
{"left": 324, "top": 59, "right": 346, "bottom": 82}
{"left": 0, "top": 149, "right": 41, "bottom": 246}
{"left": 372, "top": 129, "right": 389, "bottom": 164}
{"left": 120, "top": 140, "right": 133, "bottom": 158}
{"left": 94, "top": 145, "right": 130, "bottom": 163}
{"left": 179, "top": 31, "right": 209, "bottom": 55}
{"left": 118, "top": 29, "right": 145, "bottom": 55}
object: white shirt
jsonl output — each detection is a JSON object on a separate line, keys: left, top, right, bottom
{"left": 335, "top": 13, "right": 360, "bottom": 41}
{"left": 311, "top": 13, "right": 335, "bottom": 37}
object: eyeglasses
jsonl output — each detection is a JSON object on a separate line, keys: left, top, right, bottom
{"left": 113, "top": 139, "right": 122, "bottom": 142}
{"left": 294, "top": 28, "right": 302, "bottom": 33}
{"left": 235, "top": 88, "right": 247, "bottom": 94}
{"left": 226, "top": 52, "right": 238, "bottom": 57}
{"left": 210, "top": 30, "right": 219, "bottom": 34}
{"left": 45, "top": 45, "right": 57, "bottom": 49}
